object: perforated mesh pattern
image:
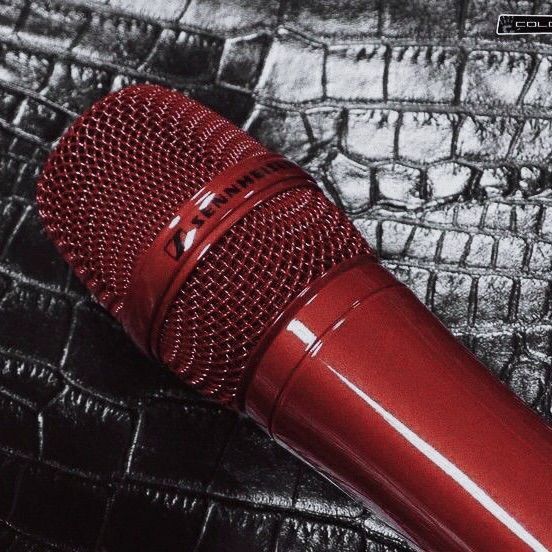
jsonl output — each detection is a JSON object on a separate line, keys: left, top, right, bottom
{"left": 37, "top": 84, "right": 268, "bottom": 309}
{"left": 37, "top": 84, "right": 371, "bottom": 406}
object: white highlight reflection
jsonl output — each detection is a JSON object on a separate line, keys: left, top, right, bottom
{"left": 168, "top": 215, "right": 181, "bottom": 229}
{"left": 287, "top": 319, "right": 317, "bottom": 348}
{"left": 183, "top": 228, "right": 197, "bottom": 252}
{"left": 198, "top": 192, "right": 215, "bottom": 209}
{"left": 327, "top": 366, "right": 547, "bottom": 552}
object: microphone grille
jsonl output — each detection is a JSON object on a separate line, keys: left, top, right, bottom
{"left": 37, "top": 85, "right": 370, "bottom": 406}
{"left": 37, "top": 84, "right": 268, "bottom": 306}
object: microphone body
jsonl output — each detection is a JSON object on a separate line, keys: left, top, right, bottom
{"left": 246, "top": 255, "right": 552, "bottom": 551}
{"left": 36, "top": 85, "right": 552, "bottom": 551}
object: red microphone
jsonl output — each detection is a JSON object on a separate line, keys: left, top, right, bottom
{"left": 37, "top": 85, "right": 552, "bottom": 551}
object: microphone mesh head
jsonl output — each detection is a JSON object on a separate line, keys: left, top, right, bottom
{"left": 37, "top": 85, "right": 370, "bottom": 405}
{"left": 37, "top": 85, "right": 268, "bottom": 305}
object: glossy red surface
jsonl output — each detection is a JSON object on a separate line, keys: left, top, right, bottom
{"left": 246, "top": 257, "right": 552, "bottom": 551}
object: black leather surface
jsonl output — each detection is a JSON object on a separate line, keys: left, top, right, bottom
{"left": 1, "top": 1, "right": 551, "bottom": 550}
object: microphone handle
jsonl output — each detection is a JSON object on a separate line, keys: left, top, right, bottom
{"left": 244, "top": 255, "right": 552, "bottom": 551}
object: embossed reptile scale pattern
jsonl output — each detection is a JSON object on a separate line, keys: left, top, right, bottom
{"left": 0, "top": 1, "right": 551, "bottom": 550}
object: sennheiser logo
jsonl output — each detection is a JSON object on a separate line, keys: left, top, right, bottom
{"left": 165, "top": 158, "right": 297, "bottom": 261}
{"left": 497, "top": 14, "right": 552, "bottom": 34}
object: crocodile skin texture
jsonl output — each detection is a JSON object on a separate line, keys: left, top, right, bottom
{"left": 1, "top": 1, "right": 551, "bottom": 550}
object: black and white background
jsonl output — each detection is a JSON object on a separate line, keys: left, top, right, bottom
{"left": 0, "top": 1, "right": 551, "bottom": 550}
